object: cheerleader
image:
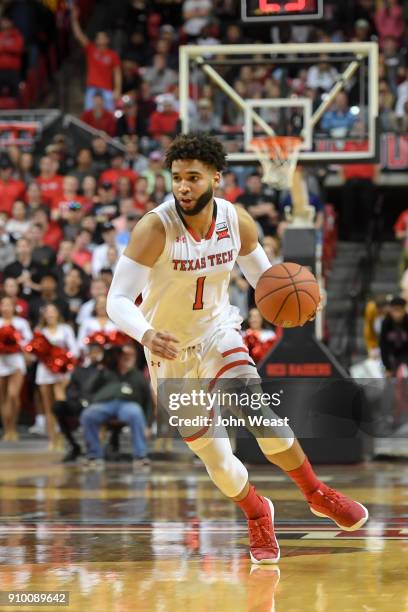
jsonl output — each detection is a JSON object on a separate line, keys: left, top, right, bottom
{"left": 0, "top": 297, "right": 32, "bottom": 441}
{"left": 77, "top": 295, "right": 117, "bottom": 350}
{"left": 35, "top": 304, "right": 79, "bottom": 450}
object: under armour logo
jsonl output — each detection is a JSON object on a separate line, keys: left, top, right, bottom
{"left": 151, "top": 361, "right": 161, "bottom": 367}
{"left": 176, "top": 236, "right": 186, "bottom": 243}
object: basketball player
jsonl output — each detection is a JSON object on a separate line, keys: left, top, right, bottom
{"left": 107, "top": 134, "right": 368, "bottom": 564}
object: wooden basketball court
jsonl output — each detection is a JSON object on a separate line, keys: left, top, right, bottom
{"left": 0, "top": 450, "right": 406, "bottom": 611}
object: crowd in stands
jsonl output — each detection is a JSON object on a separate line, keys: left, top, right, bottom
{"left": 0, "top": 0, "right": 407, "bottom": 458}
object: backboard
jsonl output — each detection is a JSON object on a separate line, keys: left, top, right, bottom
{"left": 179, "top": 42, "right": 379, "bottom": 164}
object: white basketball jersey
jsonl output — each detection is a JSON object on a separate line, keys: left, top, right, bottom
{"left": 140, "top": 197, "right": 243, "bottom": 348}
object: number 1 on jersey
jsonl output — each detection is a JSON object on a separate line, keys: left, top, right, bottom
{"left": 193, "top": 276, "right": 206, "bottom": 310}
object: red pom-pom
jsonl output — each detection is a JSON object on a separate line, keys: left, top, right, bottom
{"left": 24, "top": 331, "right": 77, "bottom": 373}
{"left": 0, "top": 325, "right": 22, "bottom": 354}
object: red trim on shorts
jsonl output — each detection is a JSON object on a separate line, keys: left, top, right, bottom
{"left": 209, "top": 359, "right": 254, "bottom": 391}
{"left": 221, "top": 346, "right": 249, "bottom": 358}
{"left": 183, "top": 409, "right": 214, "bottom": 442}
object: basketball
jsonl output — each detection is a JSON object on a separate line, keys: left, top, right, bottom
{"left": 255, "top": 262, "right": 320, "bottom": 328}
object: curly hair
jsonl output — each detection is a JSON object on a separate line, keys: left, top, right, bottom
{"left": 165, "top": 133, "right": 227, "bottom": 171}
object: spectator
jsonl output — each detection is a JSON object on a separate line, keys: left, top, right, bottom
{"left": 125, "top": 139, "right": 149, "bottom": 174}
{"left": 121, "top": 58, "right": 142, "bottom": 96}
{"left": 59, "top": 268, "right": 87, "bottom": 323}
{"left": 149, "top": 93, "right": 179, "bottom": 140}
{"left": 396, "top": 66, "right": 408, "bottom": 117}
{"left": 3, "top": 237, "right": 45, "bottom": 300}
{"left": 380, "top": 296, "right": 408, "bottom": 377}
{"left": 55, "top": 240, "right": 81, "bottom": 285}
{"left": 320, "top": 92, "right": 357, "bottom": 137}
{"left": 25, "top": 223, "right": 57, "bottom": 269}
{"left": 364, "top": 295, "right": 392, "bottom": 357}
{"left": 35, "top": 303, "right": 79, "bottom": 450}
{"left": 378, "top": 79, "right": 398, "bottom": 131}
{"left": 152, "top": 174, "right": 171, "bottom": 204}
{"left": 19, "top": 152, "right": 35, "bottom": 184}
{"left": 80, "top": 93, "right": 116, "bottom": 137}
{"left": 141, "top": 152, "right": 172, "bottom": 194}
{"left": 142, "top": 54, "right": 178, "bottom": 96}
{"left": 80, "top": 343, "right": 151, "bottom": 468}
{"left": 0, "top": 156, "right": 25, "bottom": 216}
{"left": 374, "top": 0, "right": 404, "bottom": 47}
{"left": 90, "top": 137, "right": 112, "bottom": 175}
{"left": 222, "top": 171, "right": 243, "bottom": 203}
{"left": 61, "top": 201, "right": 84, "bottom": 242}
{"left": 0, "top": 15, "right": 24, "bottom": 98}
{"left": 100, "top": 152, "right": 138, "bottom": 192}
{"left": 0, "top": 220, "right": 16, "bottom": 271}
{"left": 82, "top": 175, "right": 98, "bottom": 207}
{"left": 26, "top": 182, "right": 45, "bottom": 213}
{"left": 76, "top": 278, "right": 107, "bottom": 327}
{"left": 0, "top": 297, "right": 32, "bottom": 441}
{"left": 31, "top": 206, "right": 64, "bottom": 253}
{"left": 52, "top": 176, "right": 85, "bottom": 221}
{"left": 2, "top": 277, "right": 29, "bottom": 319}
{"left": 77, "top": 295, "right": 117, "bottom": 348}
{"left": 70, "top": 149, "right": 98, "bottom": 188}
{"left": 137, "top": 81, "right": 156, "bottom": 134}
{"left": 28, "top": 272, "right": 70, "bottom": 328}
{"left": 92, "top": 182, "right": 119, "bottom": 225}
{"left": 35, "top": 156, "right": 63, "bottom": 208}
{"left": 189, "top": 98, "right": 221, "bottom": 133}
{"left": 92, "top": 222, "right": 122, "bottom": 278}
{"left": 6, "top": 200, "right": 30, "bottom": 242}
{"left": 182, "top": 0, "right": 212, "bottom": 38}
{"left": 71, "top": 229, "right": 93, "bottom": 276}
{"left": 53, "top": 342, "right": 104, "bottom": 462}
{"left": 238, "top": 173, "right": 278, "bottom": 235}
{"left": 306, "top": 55, "right": 339, "bottom": 92}
{"left": 112, "top": 198, "right": 136, "bottom": 233}
{"left": 116, "top": 97, "right": 146, "bottom": 138}
{"left": 71, "top": 6, "right": 122, "bottom": 110}
{"left": 394, "top": 207, "right": 408, "bottom": 276}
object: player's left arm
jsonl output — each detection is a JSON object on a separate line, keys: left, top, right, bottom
{"left": 235, "top": 205, "right": 271, "bottom": 289}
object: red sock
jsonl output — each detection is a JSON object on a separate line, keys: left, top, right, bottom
{"left": 286, "top": 457, "right": 321, "bottom": 497}
{"left": 235, "top": 484, "right": 266, "bottom": 519}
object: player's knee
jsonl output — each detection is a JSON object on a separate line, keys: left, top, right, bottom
{"left": 256, "top": 434, "right": 295, "bottom": 455}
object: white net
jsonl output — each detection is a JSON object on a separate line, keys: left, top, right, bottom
{"left": 249, "top": 136, "right": 302, "bottom": 190}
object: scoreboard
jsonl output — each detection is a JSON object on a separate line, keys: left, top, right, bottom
{"left": 241, "top": 0, "right": 324, "bottom": 22}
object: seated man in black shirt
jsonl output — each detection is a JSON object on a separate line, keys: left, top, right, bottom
{"left": 80, "top": 343, "right": 152, "bottom": 468}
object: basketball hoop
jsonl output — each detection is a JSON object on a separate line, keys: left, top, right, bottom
{"left": 249, "top": 136, "right": 303, "bottom": 190}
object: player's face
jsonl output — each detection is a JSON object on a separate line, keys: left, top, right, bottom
{"left": 171, "top": 159, "right": 220, "bottom": 216}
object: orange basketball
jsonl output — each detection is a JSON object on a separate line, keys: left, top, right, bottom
{"left": 255, "top": 262, "right": 320, "bottom": 328}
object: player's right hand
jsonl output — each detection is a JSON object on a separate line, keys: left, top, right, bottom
{"left": 142, "top": 330, "right": 180, "bottom": 360}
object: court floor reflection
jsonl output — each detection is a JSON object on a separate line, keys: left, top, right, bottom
{"left": 0, "top": 456, "right": 406, "bottom": 611}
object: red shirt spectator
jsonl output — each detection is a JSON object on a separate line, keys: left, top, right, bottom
{"left": 0, "top": 16, "right": 24, "bottom": 71}
{"left": 0, "top": 157, "right": 25, "bottom": 215}
{"left": 394, "top": 210, "right": 408, "bottom": 249}
{"left": 149, "top": 106, "right": 179, "bottom": 140}
{"left": 99, "top": 152, "right": 138, "bottom": 190}
{"left": 85, "top": 43, "right": 121, "bottom": 91}
{"left": 374, "top": 0, "right": 404, "bottom": 47}
{"left": 71, "top": 6, "right": 122, "bottom": 102}
{"left": 81, "top": 91, "right": 116, "bottom": 136}
{"left": 35, "top": 155, "right": 64, "bottom": 206}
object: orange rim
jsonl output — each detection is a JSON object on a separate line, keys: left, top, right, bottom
{"left": 250, "top": 136, "right": 302, "bottom": 158}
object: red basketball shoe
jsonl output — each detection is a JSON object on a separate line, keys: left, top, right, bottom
{"left": 248, "top": 498, "right": 280, "bottom": 564}
{"left": 307, "top": 483, "right": 369, "bottom": 531}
